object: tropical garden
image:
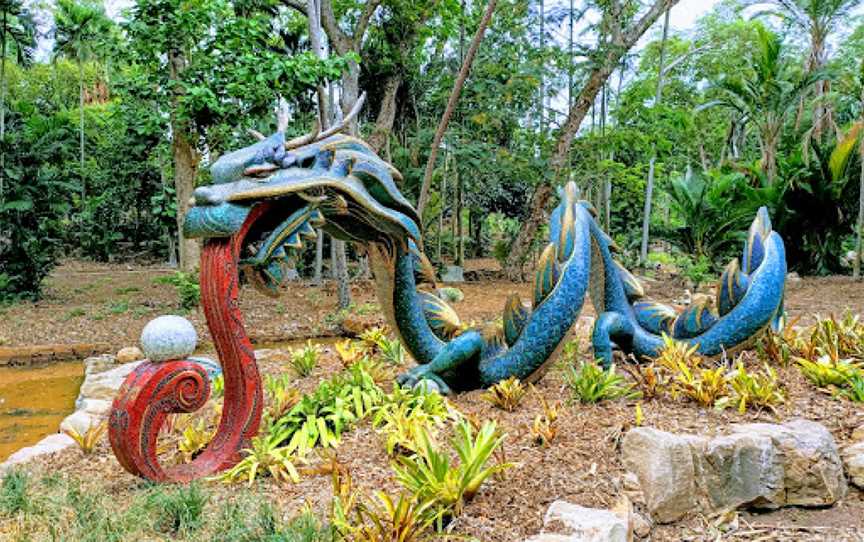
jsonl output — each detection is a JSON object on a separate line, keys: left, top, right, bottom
{"left": 1, "top": 0, "right": 864, "bottom": 540}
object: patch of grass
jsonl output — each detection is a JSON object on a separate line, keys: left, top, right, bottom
{"left": 114, "top": 286, "right": 141, "bottom": 295}
{"left": 108, "top": 300, "right": 129, "bottom": 314}
{"left": 0, "top": 469, "right": 30, "bottom": 516}
{"left": 155, "top": 271, "right": 201, "bottom": 311}
{"left": 66, "top": 484, "right": 142, "bottom": 542}
{"left": 63, "top": 307, "right": 87, "bottom": 320}
{"left": 148, "top": 482, "right": 209, "bottom": 536}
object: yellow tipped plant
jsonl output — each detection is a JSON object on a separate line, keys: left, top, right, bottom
{"left": 177, "top": 419, "right": 214, "bottom": 463}
{"left": 719, "top": 360, "right": 785, "bottom": 413}
{"left": 63, "top": 420, "right": 107, "bottom": 454}
{"left": 289, "top": 340, "right": 321, "bottom": 377}
{"left": 481, "top": 376, "right": 527, "bottom": 411}
{"left": 530, "top": 389, "right": 559, "bottom": 447}
{"left": 217, "top": 430, "right": 302, "bottom": 486}
{"left": 335, "top": 339, "right": 366, "bottom": 367}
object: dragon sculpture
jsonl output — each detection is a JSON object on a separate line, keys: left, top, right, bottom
{"left": 109, "top": 99, "right": 787, "bottom": 482}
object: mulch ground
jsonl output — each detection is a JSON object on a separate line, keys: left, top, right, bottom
{"left": 2, "top": 260, "right": 864, "bottom": 541}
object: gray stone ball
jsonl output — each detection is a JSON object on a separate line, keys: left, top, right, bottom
{"left": 140, "top": 315, "right": 197, "bottom": 362}
{"left": 413, "top": 379, "right": 441, "bottom": 395}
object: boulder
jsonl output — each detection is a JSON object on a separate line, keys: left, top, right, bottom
{"left": 76, "top": 359, "right": 144, "bottom": 408}
{"left": 436, "top": 287, "right": 465, "bottom": 303}
{"left": 621, "top": 427, "right": 706, "bottom": 523}
{"left": 539, "top": 501, "right": 629, "bottom": 542}
{"left": 441, "top": 265, "right": 464, "bottom": 283}
{"left": 622, "top": 420, "right": 846, "bottom": 523}
{"left": 116, "top": 346, "right": 144, "bottom": 364}
{"left": 0, "top": 433, "right": 76, "bottom": 473}
{"left": 730, "top": 420, "right": 847, "bottom": 507}
{"left": 843, "top": 441, "right": 864, "bottom": 489}
{"left": 83, "top": 354, "right": 117, "bottom": 376}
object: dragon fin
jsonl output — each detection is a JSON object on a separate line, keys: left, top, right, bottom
{"left": 633, "top": 300, "right": 677, "bottom": 335}
{"left": 614, "top": 260, "right": 645, "bottom": 301}
{"left": 671, "top": 294, "right": 718, "bottom": 339}
{"left": 716, "top": 258, "right": 750, "bottom": 316}
{"left": 419, "top": 291, "right": 461, "bottom": 340}
{"left": 534, "top": 243, "right": 561, "bottom": 307}
{"left": 408, "top": 240, "right": 437, "bottom": 286}
{"left": 503, "top": 293, "right": 531, "bottom": 346}
{"left": 742, "top": 207, "right": 772, "bottom": 274}
{"left": 557, "top": 183, "right": 578, "bottom": 262}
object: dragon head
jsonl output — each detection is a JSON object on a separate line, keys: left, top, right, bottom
{"left": 184, "top": 96, "right": 422, "bottom": 294}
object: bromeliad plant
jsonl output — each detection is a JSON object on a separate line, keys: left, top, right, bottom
{"left": 373, "top": 385, "right": 456, "bottom": 456}
{"left": 717, "top": 360, "right": 785, "bottom": 414}
{"left": 481, "top": 376, "right": 527, "bottom": 411}
{"left": 392, "top": 419, "right": 513, "bottom": 524}
{"left": 217, "top": 428, "right": 301, "bottom": 486}
{"left": 530, "top": 387, "right": 560, "bottom": 447}
{"left": 564, "top": 360, "right": 640, "bottom": 403}
{"left": 289, "top": 340, "right": 321, "bottom": 377}
{"left": 63, "top": 420, "right": 108, "bottom": 454}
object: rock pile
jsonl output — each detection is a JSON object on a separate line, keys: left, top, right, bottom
{"left": 621, "top": 419, "right": 847, "bottom": 523}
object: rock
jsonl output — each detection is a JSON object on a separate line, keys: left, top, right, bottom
{"left": 76, "top": 359, "right": 144, "bottom": 408}
{"left": 730, "top": 419, "right": 847, "bottom": 507}
{"left": 541, "top": 501, "right": 628, "bottom": 542}
{"left": 631, "top": 513, "right": 651, "bottom": 539}
{"left": 524, "top": 536, "right": 577, "bottom": 542}
{"left": 842, "top": 441, "right": 864, "bottom": 489}
{"left": 701, "top": 431, "right": 783, "bottom": 510}
{"left": 84, "top": 354, "right": 117, "bottom": 376}
{"left": 852, "top": 424, "right": 864, "bottom": 442}
{"left": 77, "top": 398, "right": 112, "bottom": 416}
{"left": 622, "top": 420, "right": 847, "bottom": 524}
{"left": 0, "top": 433, "right": 76, "bottom": 473}
{"left": 441, "top": 265, "right": 464, "bottom": 283}
{"left": 786, "top": 272, "right": 802, "bottom": 287}
{"left": 116, "top": 346, "right": 144, "bottom": 364}
{"left": 621, "top": 427, "right": 706, "bottom": 523}
{"left": 140, "top": 315, "right": 197, "bottom": 362}
{"left": 413, "top": 379, "right": 441, "bottom": 395}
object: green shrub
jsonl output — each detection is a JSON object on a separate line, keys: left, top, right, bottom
{"left": 155, "top": 271, "right": 201, "bottom": 310}
{"left": 289, "top": 341, "right": 320, "bottom": 377}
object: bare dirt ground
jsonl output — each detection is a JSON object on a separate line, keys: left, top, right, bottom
{"left": 2, "top": 260, "right": 864, "bottom": 541}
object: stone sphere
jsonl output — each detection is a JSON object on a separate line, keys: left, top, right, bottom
{"left": 140, "top": 315, "right": 197, "bottom": 362}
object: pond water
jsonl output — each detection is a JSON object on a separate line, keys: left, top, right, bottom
{"left": 0, "top": 362, "right": 84, "bottom": 461}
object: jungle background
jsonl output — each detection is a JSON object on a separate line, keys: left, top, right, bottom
{"left": 1, "top": 0, "right": 863, "bottom": 305}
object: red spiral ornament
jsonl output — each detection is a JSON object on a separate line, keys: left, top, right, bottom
{"left": 109, "top": 204, "right": 269, "bottom": 482}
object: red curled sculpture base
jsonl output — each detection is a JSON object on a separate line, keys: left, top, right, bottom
{"left": 108, "top": 204, "right": 268, "bottom": 482}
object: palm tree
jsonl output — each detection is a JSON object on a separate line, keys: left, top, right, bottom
{"left": 53, "top": 0, "right": 108, "bottom": 199}
{"left": 830, "top": 60, "right": 864, "bottom": 279}
{"left": 751, "top": 0, "right": 860, "bottom": 140}
{"left": 0, "top": 0, "right": 35, "bottom": 198}
{"left": 703, "top": 25, "right": 820, "bottom": 184}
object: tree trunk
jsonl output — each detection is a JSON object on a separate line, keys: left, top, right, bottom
{"left": 367, "top": 75, "right": 401, "bottom": 153}
{"left": 78, "top": 56, "right": 86, "bottom": 200}
{"left": 856, "top": 136, "right": 863, "bottom": 280}
{"left": 639, "top": 7, "right": 670, "bottom": 264}
{"left": 456, "top": 165, "right": 464, "bottom": 266}
{"left": 333, "top": 239, "right": 350, "bottom": 309}
{"left": 0, "top": 20, "right": 6, "bottom": 201}
{"left": 417, "top": 0, "right": 498, "bottom": 216}
{"left": 169, "top": 48, "right": 200, "bottom": 273}
{"left": 504, "top": 0, "right": 679, "bottom": 280}
{"left": 313, "top": 230, "right": 324, "bottom": 285}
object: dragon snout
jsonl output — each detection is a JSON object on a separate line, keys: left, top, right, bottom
{"left": 192, "top": 186, "right": 225, "bottom": 206}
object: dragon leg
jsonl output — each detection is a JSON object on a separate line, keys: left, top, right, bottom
{"left": 395, "top": 330, "right": 484, "bottom": 394}
{"left": 592, "top": 311, "right": 635, "bottom": 367}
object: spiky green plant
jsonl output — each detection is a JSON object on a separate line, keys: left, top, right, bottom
{"left": 564, "top": 361, "right": 640, "bottom": 403}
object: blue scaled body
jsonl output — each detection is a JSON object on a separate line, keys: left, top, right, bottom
{"left": 183, "top": 125, "right": 787, "bottom": 392}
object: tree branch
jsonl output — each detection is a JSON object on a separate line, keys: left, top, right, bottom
{"left": 353, "top": 0, "right": 382, "bottom": 52}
